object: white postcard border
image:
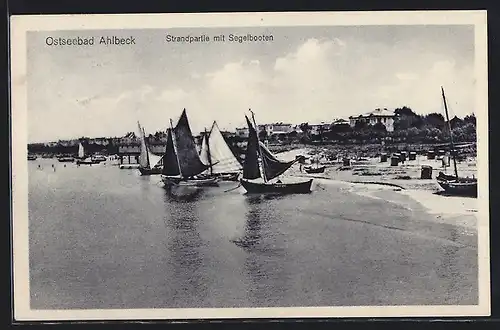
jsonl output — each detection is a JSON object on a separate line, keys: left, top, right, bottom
{"left": 10, "top": 10, "right": 490, "bottom": 321}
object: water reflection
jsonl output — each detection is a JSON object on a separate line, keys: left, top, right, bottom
{"left": 164, "top": 185, "right": 204, "bottom": 203}
{"left": 162, "top": 190, "right": 207, "bottom": 307}
{"left": 239, "top": 195, "right": 287, "bottom": 306}
{"left": 231, "top": 196, "right": 263, "bottom": 249}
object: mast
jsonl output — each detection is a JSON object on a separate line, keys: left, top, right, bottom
{"left": 205, "top": 128, "right": 213, "bottom": 175}
{"left": 142, "top": 127, "right": 151, "bottom": 168}
{"left": 170, "top": 118, "right": 183, "bottom": 177}
{"left": 249, "top": 109, "right": 268, "bottom": 183}
{"left": 441, "top": 86, "right": 459, "bottom": 178}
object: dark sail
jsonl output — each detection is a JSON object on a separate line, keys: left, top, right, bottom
{"left": 242, "top": 115, "right": 261, "bottom": 180}
{"left": 162, "top": 128, "right": 181, "bottom": 176}
{"left": 259, "top": 141, "right": 297, "bottom": 181}
{"left": 173, "top": 109, "right": 210, "bottom": 177}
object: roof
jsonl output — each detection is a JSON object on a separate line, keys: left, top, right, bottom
{"left": 349, "top": 108, "right": 395, "bottom": 119}
{"left": 333, "top": 119, "right": 349, "bottom": 124}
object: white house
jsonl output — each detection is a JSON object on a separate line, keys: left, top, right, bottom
{"left": 310, "top": 122, "right": 331, "bottom": 135}
{"left": 235, "top": 123, "right": 294, "bottom": 138}
{"left": 348, "top": 108, "right": 396, "bottom": 132}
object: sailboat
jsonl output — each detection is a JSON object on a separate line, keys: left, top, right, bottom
{"left": 75, "top": 142, "right": 94, "bottom": 165}
{"left": 199, "top": 121, "right": 242, "bottom": 181}
{"left": 161, "top": 109, "right": 219, "bottom": 187}
{"left": 240, "top": 111, "right": 312, "bottom": 194}
{"left": 137, "top": 122, "right": 163, "bottom": 175}
{"left": 436, "top": 87, "right": 477, "bottom": 197}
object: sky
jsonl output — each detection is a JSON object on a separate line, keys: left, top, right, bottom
{"left": 27, "top": 25, "right": 476, "bottom": 143}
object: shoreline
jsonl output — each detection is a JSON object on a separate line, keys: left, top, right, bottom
{"left": 278, "top": 147, "right": 478, "bottom": 231}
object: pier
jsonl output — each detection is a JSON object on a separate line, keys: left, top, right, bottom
{"left": 117, "top": 144, "right": 166, "bottom": 165}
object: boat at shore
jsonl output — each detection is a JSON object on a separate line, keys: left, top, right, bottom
{"left": 436, "top": 172, "right": 477, "bottom": 196}
{"left": 199, "top": 121, "right": 242, "bottom": 182}
{"left": 304, "top": 156, "right": 326, "bottom": 174}
{"left": 435, "top": 87, "right": 477, "bottom": 197}
{"left": 137, "top": 121, "right": 163, "bottom": 175}
{"left": 240, "top": 110, "right": 312, "bottom": 194}
{"left": 161, "top": 109, "right": 219, "bottom": 188}
{"left": 304, "top": 165, "right": 326, "bottom": 174}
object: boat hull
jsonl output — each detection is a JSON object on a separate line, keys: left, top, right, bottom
{"left": 436, "top": 172, "right": 477, "bottom": 196}
{"left": 119, "top": 164, "right": 140, "bottom": 170}
{"left": 138, "top": 167, "right": 163, "bottom": 175}
{"left": 437, "top": 179, "right": 477, "bottom": 197}
{"left": 240, "top": 178, "right": 313, "bottom": 194}
{"left": 57, "top": 157, "right": 75, "bottom": 162}
{"left": 161, "top": 176, "right": 220, "bottom": 187}
{"left": 304, "top": 166, "right": 326, "bottom": 174}
{"left": 76, "top": 160, "right": 94, "bottom": 165}
{"left": 216, "top": 172, "right": 240, "bottom": 182}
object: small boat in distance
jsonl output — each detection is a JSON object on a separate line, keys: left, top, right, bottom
{"left": 137, "top": 121, "right": 163, "bottom": 175}
{"left": 436, "top": 87, "right": 477, "bottom": 197}
{"left": 199, "top": 121, "right": 242, "bottom": 182}
{"left": 27, "top": 154, "right": 37, "bottom": 161}
{"left": 57, "top": 155, "right": 75, "bottom": 162}
{"left": 240, "top": 110, "right": 312, "bottom": 194}
{"left": 161, "top": 109, "right": 219, "bottom": 187}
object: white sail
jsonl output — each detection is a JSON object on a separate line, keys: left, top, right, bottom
{"left": 207, "top": 122, "right": 243, "bottom": 174}
{"left": 147, "top": 149, "right": 163, "bottom": 168}
{"left": 137, "top": 122, "right": 150, "bottom": 168}
{"left": 78, "top": 143, "right": 85, "bottom": 158}
{"left": 199, "top": 134, "right": 210, "bottom": 165}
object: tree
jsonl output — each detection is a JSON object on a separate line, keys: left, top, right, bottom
{"left": 394, "top": 106, "right": 416, "bottom": 117}
{"left": 299, "top": 123, "right": 311, "bottom": 136}
{"left": 394, "top": 106, "right": 424, "bottom": 130}
{"left": 372, "top": 122, "right": 387, "bottom": 132}
{"left": 463, "top": 114, "right": 476, "bottom": 126}
{"left": 258, "top": 128, "right": 268, "bottom": 141}
{"left": 354, "top": 120, "right": 367, "bottom": 130}
{"left": 425, "top": 113, "right": 445, "bottom": 128}
{"left": 318, "top": 125, "right": 325, "bottom": 142}
{"left": 287, "top": 131, "right": 298, "bottom": 139}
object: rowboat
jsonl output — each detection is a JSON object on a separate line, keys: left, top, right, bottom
{"left": 304, "top": 165, "right": 326, "bottom": 174}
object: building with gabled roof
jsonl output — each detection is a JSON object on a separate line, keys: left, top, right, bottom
{"left": 348, "top": 108, "right": 396, "bottom": 132}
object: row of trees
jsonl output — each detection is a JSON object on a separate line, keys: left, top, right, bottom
{"left": 29, "top": 106, "right": 477, "bottom": 156}
{"left": 258, "top": 106, "right": 476, "bottom": 144}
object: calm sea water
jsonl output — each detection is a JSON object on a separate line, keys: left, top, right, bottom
{"left": 28, "top": 159, "right": 478, "bottom": 309}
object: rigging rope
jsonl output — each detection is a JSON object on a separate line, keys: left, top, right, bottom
{"left": 224, "top": 183, "right": 242, "bottom": 193}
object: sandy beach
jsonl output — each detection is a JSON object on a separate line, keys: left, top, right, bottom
{"left": 277, "top": 147, "right": 478, "bottom": 232}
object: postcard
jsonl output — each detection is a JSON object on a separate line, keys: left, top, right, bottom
{"left": 10, "top": 11, "right": 489, "bottom": 321}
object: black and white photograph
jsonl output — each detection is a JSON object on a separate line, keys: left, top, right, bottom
{"left": 10, "top": 11, "right": 489, "bottom": 320}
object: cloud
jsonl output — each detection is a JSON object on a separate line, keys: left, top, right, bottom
{"left": 396, "top": 72, "right": 419, "bottom": 81}
{"left": 28, "top": 36, "right": 475, "bottom": 142}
